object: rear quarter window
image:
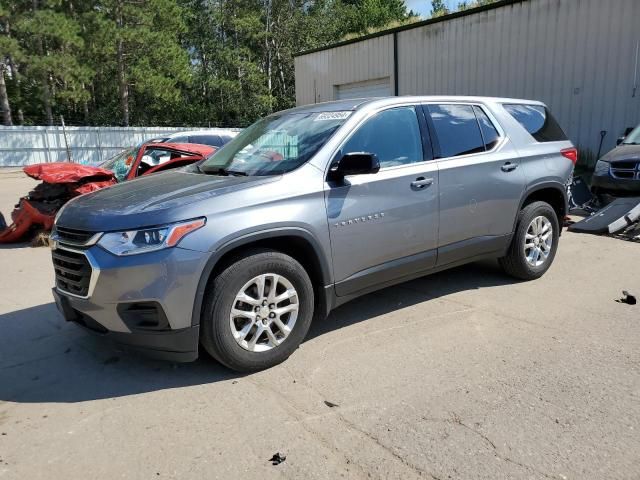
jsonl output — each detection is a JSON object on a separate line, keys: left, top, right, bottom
{"left": 190, "top": 134, "right": 223, "bottom": 146}
{"left": 503, "top": 104, "right": 567, "bottom": 142}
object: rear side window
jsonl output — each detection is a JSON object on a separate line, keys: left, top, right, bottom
{"left": 190, "top": 134, "right": 223, "bottom": 146}
{"left": 427, "top": 104, "right": 485, "bottom": 158}
{"left": 503, "top": 104, "right": 567, "bottom": 142}
{"left": 473, "top": 106, "right": 500, "bottom": 150}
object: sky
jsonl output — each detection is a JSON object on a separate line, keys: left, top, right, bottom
{"left": 405, "top": 0, "right": 459, "bottom": 18}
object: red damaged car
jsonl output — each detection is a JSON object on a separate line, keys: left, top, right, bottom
{"left": 0, "top": 142, "right": 215, "bottom": 243}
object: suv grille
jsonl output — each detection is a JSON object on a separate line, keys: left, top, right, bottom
{"left": 610, "top": 160, "right": 640, "bottom": 180}
{"left": 55, "top": 227, "right": 97, "bottom": 246}
{"left": 52, "top": 248, "right": 92, "bottom": 297}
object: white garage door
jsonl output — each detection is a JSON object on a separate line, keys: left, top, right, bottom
{"left": 335, "top": 78, "right": 391, "bottom": 100}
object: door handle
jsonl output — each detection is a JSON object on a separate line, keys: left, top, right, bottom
{"left": 501, "top": 162, "right": 519, "bottom": 172}
{"left": 411, "top": 177, "right": 434, "bottom": 188}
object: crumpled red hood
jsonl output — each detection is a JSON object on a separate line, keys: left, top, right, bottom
{"left": 23, "top": 162, "right": 116, "bottom": 184}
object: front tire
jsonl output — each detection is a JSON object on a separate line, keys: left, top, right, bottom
{"left": 200, "top": 249, "right": 314, "bottom": 372}
{"left": 499, "top": 201, "right": 560, "bottom": 280}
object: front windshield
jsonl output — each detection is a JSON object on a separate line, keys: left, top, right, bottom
{"left": 200, "top": 111, "right": 351, "bottom": 176}
{"left": 622, "top": 125, "right": 640, "bottom": 145}
{"left": 100, "top": 147, "right": 137, "bottom": 181}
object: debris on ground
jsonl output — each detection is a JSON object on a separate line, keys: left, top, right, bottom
{"left": 323, "top": 400, "right": 339, "bottom": 408}
{"left": 268, "top": 452, "right": 286, "bottom": 465}
{"left": 568, "top": 176, "right": 599, "bottom": 214}
{"left": 568, "top": 196, "right": 640, "bottom": 239}
{"left": 616, "top": 291, "right": 637, "bottom": 305}
{"left": 30, "top": 231, "right": 52, "bottom": 248}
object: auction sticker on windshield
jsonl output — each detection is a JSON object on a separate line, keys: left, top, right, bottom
{"left": 314, "top": 112, "right": 351, "bottom": 121}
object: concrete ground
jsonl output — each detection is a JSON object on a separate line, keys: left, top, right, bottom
{"left": 0, "top": 171, "right": 639, "bottom": 480}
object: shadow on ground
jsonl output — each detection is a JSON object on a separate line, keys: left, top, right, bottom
{"left": 0, "top": 260, "right": 513, "bottom": 404}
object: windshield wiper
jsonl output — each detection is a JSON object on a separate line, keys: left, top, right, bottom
{"left": 202, "top": 167, "right": 248, "bottom": 176}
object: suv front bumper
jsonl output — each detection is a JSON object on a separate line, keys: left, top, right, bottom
{"left": 591, "top": 172, "right": 640, "bottom": 195}
{"left": 52, "top": 244, "right": 209, "bottom": 362}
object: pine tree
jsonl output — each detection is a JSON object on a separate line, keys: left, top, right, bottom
{"left": 0, "top": 1, "right": 22, "bottom": 125}
{"left": 87, "top": 0, "right": 190, "bottom": 126}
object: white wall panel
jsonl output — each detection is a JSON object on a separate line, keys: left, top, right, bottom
{"left": 0, "top": 126, "right": 215, "bottom": 167}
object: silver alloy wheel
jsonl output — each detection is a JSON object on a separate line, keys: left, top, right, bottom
{"left": 229, "top": 273, "right": 299, "bottom": 352}
{"left": 524, "top": 215, "right": 553, "bottom": 267}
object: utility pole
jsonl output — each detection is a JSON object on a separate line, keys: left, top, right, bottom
{"left": 60, "top": 115, "right": 73, "bottom": 162}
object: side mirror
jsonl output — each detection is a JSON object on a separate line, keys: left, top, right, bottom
{"left": 617, "top": 136, "right": 625, "bottom": 146}
{"left": 329, "top": 152, "right": 380, "bottom": 181}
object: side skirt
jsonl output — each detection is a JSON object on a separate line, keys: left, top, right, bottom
{"left": 328, "top": 234, "right": 511, "bottom": 311}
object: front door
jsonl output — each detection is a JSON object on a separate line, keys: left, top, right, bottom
{"left": 325, "top": 106, "right": 440, "bottom": 297}
{"left": 423, "top": 103, "right": 525, "bottom": 265}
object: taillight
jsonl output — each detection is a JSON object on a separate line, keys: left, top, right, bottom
{"left": 561, "top": 147, "right": 578, "bottom": 165}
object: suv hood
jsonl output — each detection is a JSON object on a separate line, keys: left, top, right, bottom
{"left": 601, "top": 144, "right": 640, "bottom": 162}
{"left": 57, "top": 170, "right": 279, "bottom": 231}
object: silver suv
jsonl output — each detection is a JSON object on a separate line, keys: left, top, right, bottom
{"left": 51, "top": 96, "right": 576, "bottom": 371}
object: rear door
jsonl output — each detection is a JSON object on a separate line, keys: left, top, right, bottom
{"left": 423, "top": 103, "right": 525, "bottom": 266}
{"left": 326, "top": 105, "right": 439, "bottom": 296}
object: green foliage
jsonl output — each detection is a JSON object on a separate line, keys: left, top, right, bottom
{"left": 1, "top": 0, "right": 414, "bottom": 126}
{"left": 457, "top": 0, "right": 498, "bottom": 11}
{"left": 431, "top": 0, "right": 449, "bottom": 17}
{"left": 341, "top": 0, "right": 412, "bottom": 34}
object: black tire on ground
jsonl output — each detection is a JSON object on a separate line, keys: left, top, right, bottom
{"left": 200, "top": 249, "right": 314, "bottom": 372}
{"left": 499, "top": 201, "right": 560, "bottom": 281}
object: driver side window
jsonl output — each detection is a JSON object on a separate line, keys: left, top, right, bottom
{"left": 137, "top": 148, "right": 176, "bottom": 176}
{"left": 342, "top": 106, "right": 424, "bottom": 168}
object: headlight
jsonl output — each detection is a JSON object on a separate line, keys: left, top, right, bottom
{"left": 594, "top": 160, "right": 610, "bottom": 175}
{"left": 97, "top": 218, "right": 206, "bottom": 256}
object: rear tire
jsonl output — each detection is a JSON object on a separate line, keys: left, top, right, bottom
{"left": 499, "top": 201, "right": 559, "bottom": 280}
{"left": 200, "top": 249, "right": 314, "bottom": 372}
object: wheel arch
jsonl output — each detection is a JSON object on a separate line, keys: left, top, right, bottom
{"left": 191, "top": 228, "right": 332, "bottom": 327}
{"left": 516, "top": 182, "right": 568, "bottom": 234}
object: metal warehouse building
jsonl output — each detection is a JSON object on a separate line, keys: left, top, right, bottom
{"left": 294, "top": 0, "right": 640, "bottom": 157}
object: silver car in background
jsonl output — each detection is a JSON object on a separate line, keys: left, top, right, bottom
{"left": 150, "top": 128, "right": 241, "bottom": 148}
{"left": 51, "top": 96, "right": 576, "bottom": 371}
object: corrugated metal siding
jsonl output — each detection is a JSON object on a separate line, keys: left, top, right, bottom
{"left": 0, "top": 126, "right": 207, "bottom": 167}
{"left": 336, "top": 78, "right": 391, "bottom": 99}
{"left": 295, "top": 35, "right": 395, "bottom": 105}
{"left": 295, "top": 0, "right": 640, "bottom": 155}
